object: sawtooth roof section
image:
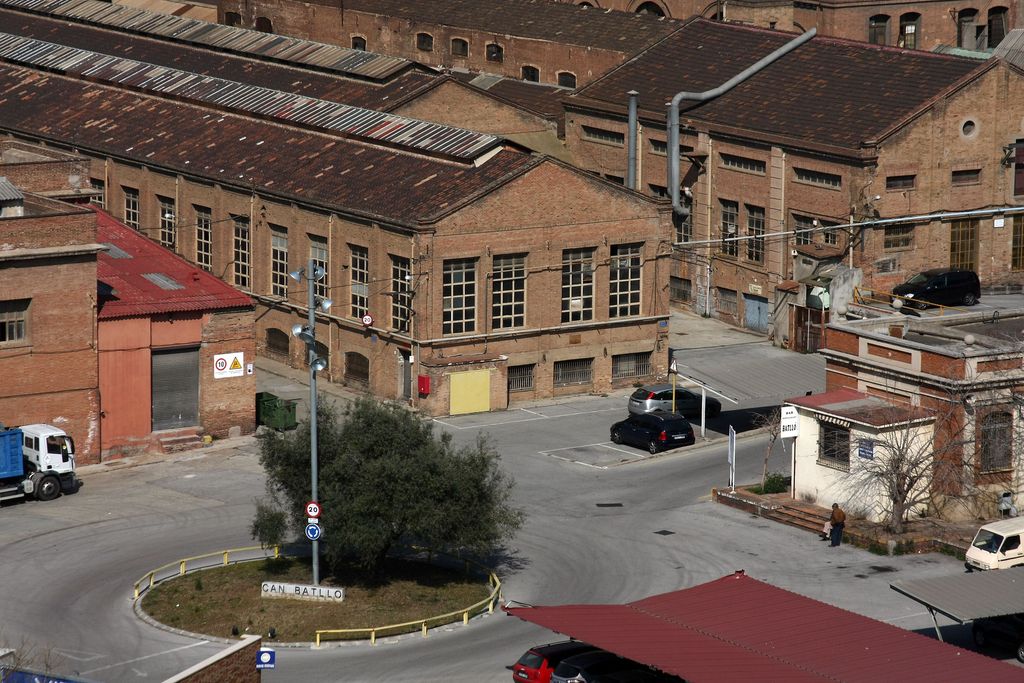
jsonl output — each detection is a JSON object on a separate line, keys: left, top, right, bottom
{"left": 95, "top": 208, "right": 252, "bottom": 319}
{"left": 892, "top": 568, "right": 1024, "bottom": 623}
{"left": 0, "top": 8, "right": 439, "bottom": 110}
{"left": 336, "top": 0, "right": 681, "bottom": 51}
{"left": 0, "top": 176, "right": 24, "bottom": 201}
{"left": 505, "top": 571, "right": 1023, "bottom": 682}
{"left": 571, "top": 19, "right": 983, "bottom": 152}
{"left": 0, "top": 66, "right": 537, "bottom": 226}
{"left": 0, "top": 32, "right": 500, "bottom": 162}
{"left": 0, "top": 0, "right": 411, "bottom": 80}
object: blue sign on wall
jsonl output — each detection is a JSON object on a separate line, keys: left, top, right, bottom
{"left": 858, "top": 439, "right": 874, "bottom": 460}
{"left": 256, "top": 648, "right": 276, "bottom": 670}
{"left": 1, "top": 667, "right": 96, "bottom": 683}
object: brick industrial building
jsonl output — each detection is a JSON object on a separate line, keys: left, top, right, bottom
{"left": 552, "top": 0, "right": 1019, "bottom": 53}
{"left": 0, "top": 144, "right": 255, "bottom": 463}
{"left": 213, "top": 0, "right": 683, "bottom": 88}
{"left": 561, "top": 19, "right": 1024, "bottom": 342}
{"left": 0, "top": 23, "right": 674, "bottom": 415}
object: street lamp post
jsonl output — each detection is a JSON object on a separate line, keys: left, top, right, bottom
{"left": 290, "top": 259, "right": 331, "bottom": 586}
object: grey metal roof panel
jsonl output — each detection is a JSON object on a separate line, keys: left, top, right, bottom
{"left": 0, "top": 176, "right": 24, "bottom": 201}
{"left": 0, "top": 32, "right": 501, "bottom": 161}
{"left": 891, "top": 570, "right": 1024, "bottom": 622}
{"left": 0, "top": 0, "right": 411, "bottom": 81}
{"left": 993, "top": 29, "right": 1024, "bottom": 70}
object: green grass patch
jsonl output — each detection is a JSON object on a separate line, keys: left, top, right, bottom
{"left": 141, "top": 556, "right": 492, "bottom": 642}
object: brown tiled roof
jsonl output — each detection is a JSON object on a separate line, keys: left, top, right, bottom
{"left": 571, "top": 19, "right": 984, "bottom": 152}
{"left": 0, "top": 8, "right": 439, "bottom": 110}
{"left": 338, "top": 0, "right": 681, "bottom": 52}
{"left": 0, "top": 67, "right": 538, "bottom": 225}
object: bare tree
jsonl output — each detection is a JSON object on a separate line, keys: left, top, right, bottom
{"left": 752, "top": 409, "right": 782, "bottom": 492}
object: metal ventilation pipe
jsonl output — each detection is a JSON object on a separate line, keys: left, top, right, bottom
{"left": 668, "top": 28, "right": 816, "bottom": 217}
{"left": 626, "top": 90, "right": 639, "bottom": 190}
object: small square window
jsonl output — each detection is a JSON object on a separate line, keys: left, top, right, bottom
{"left": 522, "top": 65, "right": 539, "bottom": 82}
{"left": 557, "top": 72, "right": 577, "bottom": 89}
{"left": 416, "top": 33, "right": 434, "bottom": 51}
{"left": 451, "top": 38, "right": 468, "bottom": 57}
{"left": 486, "top": 43, "right": 504, "bottom": 62}
{"left": 351, "top": 36, "right": 366, "bottom": 50}
{"left": 0, "top": 299, "right": 29, "bottom": 346}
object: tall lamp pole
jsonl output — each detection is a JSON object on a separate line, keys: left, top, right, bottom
{"left": 290, "top": 259, "right": 331, "bottom": 586}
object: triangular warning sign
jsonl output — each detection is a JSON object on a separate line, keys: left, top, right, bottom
{"left": 229, "top": 357, "right": 243, "bottom": 370}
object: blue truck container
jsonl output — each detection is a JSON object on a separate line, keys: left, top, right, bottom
{"left": 0, "top": 427, "right": 23, "bottom": 479}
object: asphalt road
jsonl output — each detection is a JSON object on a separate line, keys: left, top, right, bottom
{"left": 0, "top": 390, "right": 994, "bottom": 682}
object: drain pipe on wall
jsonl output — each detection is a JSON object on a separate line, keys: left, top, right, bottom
{"left": 668, "top": 28, "right": 816, "bottom": 218}
{"left": 627, "top": 90, "right": 639, "bottom": 190}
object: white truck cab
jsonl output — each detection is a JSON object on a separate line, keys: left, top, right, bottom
{"left": 965, "top": 517, "right": 1024, "bottom": 571}
{"left": 20, "top": 424, "right": 76, "bottom": 499}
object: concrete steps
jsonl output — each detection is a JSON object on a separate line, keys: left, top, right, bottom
{"left": 157, "top": 429, "right": 204, "bottom": 454}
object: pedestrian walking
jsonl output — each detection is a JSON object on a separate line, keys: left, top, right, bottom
{"left": 828, "top": 503, "right": 846, "bottom": 547}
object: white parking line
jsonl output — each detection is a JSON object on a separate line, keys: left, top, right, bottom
{"left": 433, "top": 405, "right": 622, "bottom": 430}
{"left": 81, "top": 641, "right": 209, "bottom": 675}
{"left": 542, "top": 451, "right": 608, "bottom": 470}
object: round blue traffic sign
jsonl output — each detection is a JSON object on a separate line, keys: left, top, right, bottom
{"left": 304, "top": 523, "right": 322, "bottom": 541}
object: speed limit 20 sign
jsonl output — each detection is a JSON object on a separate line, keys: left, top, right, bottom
{"left": 306, "top": 501, "right": 321, "bottom": 518}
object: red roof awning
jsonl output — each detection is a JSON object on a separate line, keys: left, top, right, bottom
{"left": 504, "top": 571, "right": 1022, "bottom": 682}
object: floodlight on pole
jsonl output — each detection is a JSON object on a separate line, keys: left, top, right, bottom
{"left": 291, "top": 258, "right": 331, "bottom": 587}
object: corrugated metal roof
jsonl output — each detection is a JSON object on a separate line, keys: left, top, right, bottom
{"left": 786, "top": 388, "right": 929, "bottom": 428}
{"left": 993, "top": 29, "right": 1024, "bottom": 70}
{"left": 0, "top": 0, "right": 411, "bottom": 81}
{"left": 505, "top": 572, "right": 1024, "bottom": 682}
{"left": 892, "top": 567, "right": 1024, "bottom": 623}
{"left": 95, "top": 208, "right": 252, "bottom": 319}
{"left": 0, "top": 176, "right": 24, "bottom": 201}
{"left": 0, "top": 32, "right": 500, "bottom": 162}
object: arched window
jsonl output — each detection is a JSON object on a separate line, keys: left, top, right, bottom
{"left": 988, "top": 7, "right": 1009, "bottom": 48}
{"left": 898, "top": 13, "right": 920, "bottom": 49}
{"left": 416, "top": 33, "right": 434, "bottom": 52}
{"left": 254, "top": 16, "right": 273, "bottom": 33}
{"left": 578, "top": 1, "right": 594, "bottom": 6}
{"left": 351, "top": 36, "right": 367, "bottom": 50}
{"left": 344, "top": 352, "right": 370, "bottom": 385}
{"left": 980, "top": 411, "right": 1013, "bottom": 472}
{"left": 451, "top": 38, "right": 469, "bottom": 57}
{"left": 868, "top": 15, "right": 890, "bottom": 45}
{"left": 265, "top": 328, "right": 289, "bottom": 360}
{"left": 557, "top": 72, "right": 578, "bottom": 89}
{"left": 635, "top": 2, "right": 665, "bottom": 16}
{"left": 224, "top": 11, "right": 241, "bottom": 27}
{"left": 522, "top": 65, "right": 540, "bottom": 82}
{"left": 486, "top": 43, "right": 504, "bottom": 62}
{"left": 958, "top": 9, "right": 980, "bottom": 49}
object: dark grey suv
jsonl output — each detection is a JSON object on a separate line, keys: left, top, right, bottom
{"left": 891, "top": 268, "right": 980, "bottom": 308}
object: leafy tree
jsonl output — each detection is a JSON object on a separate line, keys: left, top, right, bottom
{"left": 257, "top": 397, "right": 524, "bottom": 576}
{"left": 250, "top": 485, "right": 289, "bottom": 550}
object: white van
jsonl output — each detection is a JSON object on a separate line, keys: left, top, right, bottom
{"left": 965, "top": 518, "right": 1024, "bottom": 571}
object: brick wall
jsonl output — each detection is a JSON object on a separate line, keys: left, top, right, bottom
{"left": 201, "top": 309, "right": 257, "bottom": 437}
{"left": 165, "top": 635, "right": 261, "bottom": 683}
{"left": 218, "top": 0, "right": 631, "bottom": 87}
{"left": 0, "top": 139, "right": 94, "bottom": 195}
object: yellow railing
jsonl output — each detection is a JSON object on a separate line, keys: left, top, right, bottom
{"left": 853, "top": 287, "right": 967, "bottom": 317}
{"left": 132, "top": 544, "right": 280, "bottom": 600}
{"left": 314, "top": 550, "right": 502, "bottom": 646}
{"left": 132, "top": 544, "right": 501, "bottom": 645}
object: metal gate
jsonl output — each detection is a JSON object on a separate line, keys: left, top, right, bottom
{"left": 743, "top": 294, "right": 769, "bottom": 333}
{"left": 152, "top": 348, "right": 199, "bottom": 430}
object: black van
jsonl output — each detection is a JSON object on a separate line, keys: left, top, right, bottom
{"left": 891, "top": 268, "right": 980, "bottom": 308}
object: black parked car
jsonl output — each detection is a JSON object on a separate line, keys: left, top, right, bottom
{"left": 891, "top": 268, "right": 980, "bottom": 308}
{"left": 972, "top": 613, "right": 1024, "bottom": 662}
{"left": 610, "top": 412, "right": 695, "bottom": 454}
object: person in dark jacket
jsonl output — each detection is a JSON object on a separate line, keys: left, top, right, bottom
{"left": 828, "top": 503, "right": 846, "bottom": 547}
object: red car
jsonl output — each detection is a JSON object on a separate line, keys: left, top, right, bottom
{"left": 513, "top": 641, "right": 599, "bottom": 683}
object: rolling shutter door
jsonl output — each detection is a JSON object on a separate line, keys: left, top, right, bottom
{"left": 152, "top": 348, "right": 199, "bottom": 430}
